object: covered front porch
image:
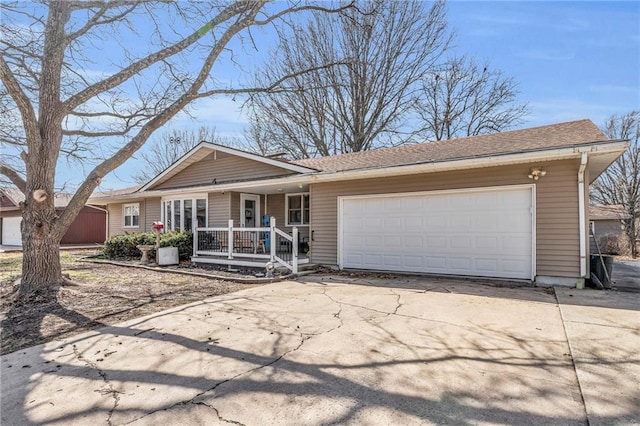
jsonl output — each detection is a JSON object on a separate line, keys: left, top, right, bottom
{"left": 192, "top": 217, "right": 309, "bottom": 274}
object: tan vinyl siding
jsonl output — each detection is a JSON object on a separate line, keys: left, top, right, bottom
{"left": 230, "top": 192, "right": 240, "bottom": 224}
{"left": 143, "top": 198, "right": 161, "bottom": 230}
{"left": 107, "top": 198, "right": 160, "bottom": 236}
{"left": 208, "top": 192, "right": 230, "bottom": 227}
{"left": 153, "top": 153, "right": 292, "bottom": 190}
{"left": 310, "top": 159, "right": 582, "bottom": 278}
{"left": 265, "top": 193, "right": 310, "bottom": 240}
{"left": 266, "top": 193, "right": 286, "bottom": 229}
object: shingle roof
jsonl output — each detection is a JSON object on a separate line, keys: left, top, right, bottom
{"left": 90, "top": 184, "right": 142, "bottom": 199}
{"left": 589, "top": 204, "right": 631, "bottom": 220}
{"left": 0, "top": 187, "right": 73, "bottom": 208}
{"left": 292, "top": 119, "right": 609, "bottom": 172}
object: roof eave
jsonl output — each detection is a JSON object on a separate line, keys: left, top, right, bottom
{"left": 89, "top": 140, "right": 629, "bottom": 203}
{"left": 306, "top": 140, "right": 630, "bottom": 184}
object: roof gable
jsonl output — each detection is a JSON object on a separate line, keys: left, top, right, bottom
{"left": 141, "top": 142, "right": 316, "bottom": 191}
{"left": 292, "top": 119, "right": 609, "bottom": 173}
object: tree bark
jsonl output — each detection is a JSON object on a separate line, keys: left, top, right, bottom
{"left": 19, "top": 201, "right": 63, "bottom": 298}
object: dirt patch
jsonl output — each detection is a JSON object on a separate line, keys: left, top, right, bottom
{"left": 0, "top": 250, "right": 262, "bottom": 356}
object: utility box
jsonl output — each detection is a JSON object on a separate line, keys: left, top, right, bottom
{"left": 157, "top": 246, "right": 179, "bottom": 266}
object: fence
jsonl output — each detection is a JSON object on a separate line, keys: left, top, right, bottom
{"left": 194, "top": 217, "right": 299, "bottom": 273}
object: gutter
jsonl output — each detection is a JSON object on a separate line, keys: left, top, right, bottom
{"left": 578, "top": 152, "right": 588, "bottom": 278}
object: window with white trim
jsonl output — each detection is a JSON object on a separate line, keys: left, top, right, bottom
{"left": 286, "top": 193, "right": 309, "bottom": 226}
{"left": 123, "top": 203, "right": 140, "bottom": 228}
{"left": 162, "top": 195, "right": 207, "bottom": 232}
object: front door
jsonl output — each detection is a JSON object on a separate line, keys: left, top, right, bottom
{"left": 240, "top": 194, "right": 260, "bottom": 228}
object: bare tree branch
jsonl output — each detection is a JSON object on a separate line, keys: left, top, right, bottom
{"left": 0, "top": 56, "right": 39, "bottom": 144}
{"left": 63, "top": 2, "right": 252, "bottom": 111}
{"left": 591, "top": 111, "right": 640, "bottom": 257}
{"left": 0, "top": 0, "right": 356, "bottom": 294}
{"left": 416, "top": 56, "right": 529, "bottom": 141}
{"left": 246, "top": 0, "right": 451, "bottom": 159}
{"left": 0, "top": 163, "right": 27, "bottom": 193}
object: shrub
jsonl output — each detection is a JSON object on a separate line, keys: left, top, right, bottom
{"left": 160, "top": 231, "right": 193, "bottom": 260}
{"left": 103, "top": 231, "right": 193, "bottom": 261}
{"left": 597, "top": 234, "right": 621, "bottom": 255}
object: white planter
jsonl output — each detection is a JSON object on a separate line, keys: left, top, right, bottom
{"left": 157, "top": 246, "right": 179, "bottom": 266}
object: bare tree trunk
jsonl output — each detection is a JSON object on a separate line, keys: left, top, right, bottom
{"left": 20, "top": 217, "right": 63, "bottom": 297}
{"left": 19, "top": 181, "right": 64, "bottom": 297}
{"left": 1, "top": 1, "right": 353, "bottom": 298}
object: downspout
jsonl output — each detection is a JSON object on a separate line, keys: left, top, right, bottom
{"left": 578, "top": 152, "right": 588, "bottom": 278}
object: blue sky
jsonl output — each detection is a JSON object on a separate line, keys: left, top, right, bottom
{"left": 53, "top": 1, "right": 640, "bottom": 190}
{"left": 446, "top": 1, "right": 639, "bottom": 127}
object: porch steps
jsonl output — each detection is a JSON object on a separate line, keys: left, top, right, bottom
{"left": 275, "top": 263, "right": 318, "bottom": 273}
{"left": 298, "top": 263, "right": 319, "bottom": 272}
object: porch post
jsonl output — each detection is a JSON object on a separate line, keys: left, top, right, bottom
{"left": 292, "top": 226, "right": 299, "bottom": 274}
{"left": 270, "top": 216, "right": 276, "bottom": 262}
{"left": 228, "top": 219, "right": 234, "bottom": 259}
{"left": 193, "top": 228, "right": 198, "bottom": 257}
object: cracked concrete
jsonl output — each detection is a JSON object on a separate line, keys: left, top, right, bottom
{"left": 2, "top": 277, "right": 639, "bottom": 425}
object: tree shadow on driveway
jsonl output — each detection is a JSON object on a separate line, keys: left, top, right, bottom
{"left": 2, "top": 279, "right": 639, "bottom": 425}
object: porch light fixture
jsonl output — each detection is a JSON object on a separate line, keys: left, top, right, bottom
{"left": 528, "top": 167, "right": 547, "bottom": 180}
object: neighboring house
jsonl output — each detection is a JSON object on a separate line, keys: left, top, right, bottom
{"left": 89, "top": 119, "right": 628, "bottom": 287}
{"left": 589, "top": 204, "right": 632, "bottom": 254}
{"left": 0, "top": 188, "right": 107, "bottom": 246}
{"left": 589, "top": 204, "right": 630, "bottom": 238}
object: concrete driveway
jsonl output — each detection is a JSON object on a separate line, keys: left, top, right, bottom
{"left": 2, "top": 276, "right": 638, "bottom": 425}
{"left": 612, "top": 259, "right": 640, "bottom": 292}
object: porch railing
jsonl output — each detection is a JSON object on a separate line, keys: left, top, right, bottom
{"left": 194, "top": 217, "right": 299, "bottom": 273}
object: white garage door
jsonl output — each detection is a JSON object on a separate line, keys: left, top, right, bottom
{"left": 339, "top": 186, "right": 534, "bottom": 280}
{"left": 1, "top": 216, "right": 22, "bottom": 246}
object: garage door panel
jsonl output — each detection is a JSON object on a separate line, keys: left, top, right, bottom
{"left": 383, "top": 216, "right": 403, "bottom": 231}
{"left": 1, "top": 217, "right": 22, "bottom": 246}
{"left": 426, "top": 215, "right": 447, "bottom": 229}
{"left": 476, "top": 237, "right": 498, "bottom": 250}
{"left": 383, "top": 255, "right": 403, "bottom": 267}
{"left": 404, "top": 216, "right": 423, "bottom": 229}
{"left": 451, "top": 215, "right": 472, "bottom": 230}
{"left": 476, "top": 258, "right": 499, "bottom": 273}
{"left": 341, "top": 187, "right": 533, "bottom": 280}
{"left": 363, "top": 254, "right": 382, "bottom": 267}
{"left": 404, "top": 255, "right": 424, "bottom": 268}
{"left": 384, "top": 235, "right": 403, "bottom": 248}
{"left": 476, "top": 215, "right": 499, "bottom": 231}
{"left": 451, "top": 236, "right": 471, "bottom": 249}
{"left": 404, "top": 235, "right": 424, "bottom": 249}
{"left": 427, "top": 256, "right": 447, "bottom": 269}
{"left": 450, "top": 195, "right": 473, "bottom": 209}
{"left": 450, "top": 257, "right": 473, "bottom": 270}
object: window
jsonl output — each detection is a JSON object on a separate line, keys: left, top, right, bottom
{"left": 286, "top": 193, "right": 309, "bottom": 226}
{"left": 123, "top": 203, "right": 140, "bottom": 228}
{"left": 162, "top": 195, "right": 207, "bottom": 232}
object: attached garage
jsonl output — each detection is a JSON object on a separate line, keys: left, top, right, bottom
{"left": 339, "top": 185, "right": 535, "bottom": 280}
{"left": 1, "top": 216, "right": 22, "bottom": 246}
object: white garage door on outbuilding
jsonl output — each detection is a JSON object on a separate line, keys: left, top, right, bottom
{"left": 1, "top": 216, "right": 22, "bottom": 246}
{"left": 339, "top": 185, "right": 535, "bottom": 280}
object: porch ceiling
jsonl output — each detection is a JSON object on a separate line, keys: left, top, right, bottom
{"left": 233, "top": 181, "right": 310, "bottom": 195}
